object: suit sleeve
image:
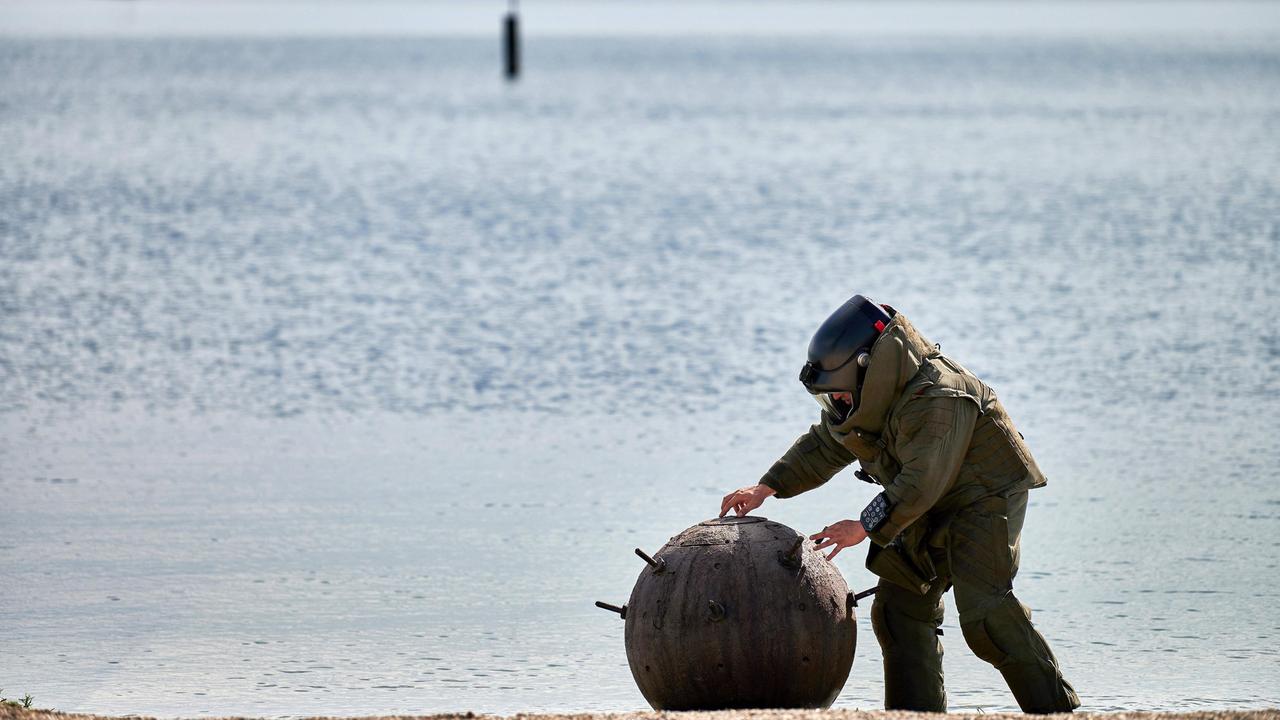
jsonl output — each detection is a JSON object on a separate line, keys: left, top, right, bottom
{"left": 759, "top": 421, "right": 857, "bottom": 499}
{"left": 866, "top": 396, "right": 978, "bottom": 545}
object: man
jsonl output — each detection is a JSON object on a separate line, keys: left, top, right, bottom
{"left": 719, "top": 295, "right": 1079, "bottom": 714}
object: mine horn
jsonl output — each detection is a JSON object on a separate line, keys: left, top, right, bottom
{"left": 635, "top": 547, "right": 667, "bottom": 573}
{"left": 778, "top": 536, "right": 805, "bottom": 569}
{"left": 707, "top": 600, "right": 726, "bottom": 622}
{"left": 595, "top": 600, "right": 628, "bottom": 619}
{"left": 847, "top": 586, "right": 878, "bottom": 611}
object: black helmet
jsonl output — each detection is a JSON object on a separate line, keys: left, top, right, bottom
{"left": 798, "top": 295, "right": 892, "bottom": 416}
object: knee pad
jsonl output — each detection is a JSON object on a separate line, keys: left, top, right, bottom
{"left": 960, "top": 593, "right": 1030, "bottom": 668}
{"left": 871, "top": 589, "right": 944, "bottom": 654}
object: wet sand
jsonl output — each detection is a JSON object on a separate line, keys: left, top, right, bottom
{"left": 4, "top": 707, "right": 1278, "bottom": 720}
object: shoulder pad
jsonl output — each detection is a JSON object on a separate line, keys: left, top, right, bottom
{"left": 908, "top": 357, "right": 982, "bottom": 405}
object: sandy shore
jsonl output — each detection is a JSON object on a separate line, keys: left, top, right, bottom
{"left": 4, "top": 707, "right": 1278, "bottom": 720}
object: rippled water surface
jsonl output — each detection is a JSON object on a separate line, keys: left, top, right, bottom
{"left": 2, "top": 18, "right": 1280, "bottom": 717}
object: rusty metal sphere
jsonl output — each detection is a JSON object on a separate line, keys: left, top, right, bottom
{"left": 614, "top": 516, "right": 857, "bottom": 710}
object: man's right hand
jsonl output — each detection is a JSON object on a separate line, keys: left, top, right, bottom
{"left": 719, "top": 483, "right": 777, "bottom": 518}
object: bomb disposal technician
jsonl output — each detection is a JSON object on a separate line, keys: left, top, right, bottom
{"left": 720, "top": 295, "right": 1079, "bottom": 714}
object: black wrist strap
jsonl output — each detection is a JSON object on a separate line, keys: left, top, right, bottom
{"left": 861, "top": 492, "right": 892, "bottom": 533}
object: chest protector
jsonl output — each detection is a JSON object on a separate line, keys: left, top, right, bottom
{"left": 853, "top": 353, "right": 1047, "bottom": 512}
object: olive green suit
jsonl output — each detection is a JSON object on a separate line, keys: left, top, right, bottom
{"left": 761, "top": 312, "right": 1079, "bottom": 713}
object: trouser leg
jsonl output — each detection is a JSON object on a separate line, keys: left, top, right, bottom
{"left": 951, "top": 491, "right": 1080, "bottom": 713}
{"left": 870, "top": 578, "right": 947, "bottom": 711}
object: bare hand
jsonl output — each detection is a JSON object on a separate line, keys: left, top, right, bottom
{"left": 809, "top": 519, "right": 868, "bottom": 560}
{"left": 719, "top": 483, "right": 776, "bottom": 518}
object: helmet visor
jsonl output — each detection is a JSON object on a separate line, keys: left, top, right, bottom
{"left": 814, "top": 392, "right": 855, "bottom": 423}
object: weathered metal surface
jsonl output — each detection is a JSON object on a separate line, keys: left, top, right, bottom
{"left": 609, "top": 516, "right": 856, "bottom": 710}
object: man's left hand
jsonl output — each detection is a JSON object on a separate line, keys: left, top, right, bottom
{"left": 809, "top": 519, "right": 868, "bottom": 560}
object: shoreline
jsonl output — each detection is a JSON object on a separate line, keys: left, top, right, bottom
{"left": 5, "top": 708, "right": 1279, "bottom": 720}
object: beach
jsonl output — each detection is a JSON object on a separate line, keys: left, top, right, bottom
{"left": 5, "top": 706, "right": 1280, "bottom": 720}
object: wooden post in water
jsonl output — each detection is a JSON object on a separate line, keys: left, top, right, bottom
{"left": 503, "top": 0, "right": 520, "bottom": 80}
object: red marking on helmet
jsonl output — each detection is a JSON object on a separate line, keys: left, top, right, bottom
{"left": 874, "top": 320, "right": 886, "bottom": 333}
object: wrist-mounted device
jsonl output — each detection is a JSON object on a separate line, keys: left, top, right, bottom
{"left": 860, "top": 492, "right": 892, "bottom": 533}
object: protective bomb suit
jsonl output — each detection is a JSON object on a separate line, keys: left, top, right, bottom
{"left": 761, "top": 298, "right": 1080, "bottom": 713}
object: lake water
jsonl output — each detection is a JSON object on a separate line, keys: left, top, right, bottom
{"left": 2, "top": 2, "right": 1280, "bottom": 716}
